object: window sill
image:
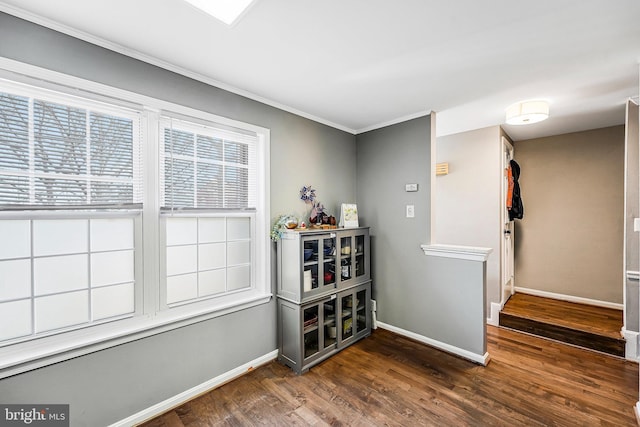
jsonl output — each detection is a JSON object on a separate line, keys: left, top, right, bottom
{"left": 0, "top": 290, "right": 272, "bottom": 379}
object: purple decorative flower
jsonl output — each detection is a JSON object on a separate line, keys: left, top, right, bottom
{"left": 300, "top": 185, "right": 316, "bottom": 204}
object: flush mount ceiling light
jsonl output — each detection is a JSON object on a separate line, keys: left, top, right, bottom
{"left": 505, "top": 100, "right": 550, "bottom": 125}
{"left": 183, "top": 0, "right": 257, "bottom": 25}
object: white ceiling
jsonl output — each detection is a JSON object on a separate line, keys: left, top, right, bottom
{"left": 1, "top": 0, "right": 639, "bottom": 141}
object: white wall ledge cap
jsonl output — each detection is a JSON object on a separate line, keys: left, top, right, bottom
{"left": 421, "top": 244, "right": 492, "bottom": 262}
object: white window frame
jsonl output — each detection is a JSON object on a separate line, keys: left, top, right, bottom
{"left": 158, "top": 114, "right": 261, "bottom": 310}
{"left": 0, "top": 58, "right": 271, "bottom": 379}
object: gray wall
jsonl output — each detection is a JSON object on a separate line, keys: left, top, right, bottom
{"left": 514, "top": 126, "right": 625, "bottom": 304}
{"left": 356, "top": 118, "right": 484, "bottom": 356}
{"left": 626, "top": 100, "right": 639, "bottom": 331}
{"left": 356, "top": 117, "right": 431, "bottom": 325}
{"left": 0, "top": 13, "right": 356, "bottom": 426}
{"left": 0, "top": 304, "right": 273, "bottom": 424}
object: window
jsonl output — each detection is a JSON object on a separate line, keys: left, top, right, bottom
{"left": 159, "top": 117, "right": 260, "bottom": 306}
{"left": 0, "top": 64, "right": 270, "bottom": 377}
{"left": 0, "top": 82, "right": 142, "bottom": 344}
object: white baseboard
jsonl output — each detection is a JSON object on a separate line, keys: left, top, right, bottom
{"left": 515, "top": 287, "right": 623, "bottom": 310}
{"left": 376, "top": 321, "right": 490, "bottom": 366}
{"left": 110, "top": 349, "right": 279, "bottom": 427}
{"left": 487, "top": 302, "right": 502, "bottom": 326}
{"left": 622, "top": 327, "right": 640, "bottom": 362}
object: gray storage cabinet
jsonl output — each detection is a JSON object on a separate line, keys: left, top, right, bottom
{"left": 276, "top": 227, "right": 372, "bottom": 374}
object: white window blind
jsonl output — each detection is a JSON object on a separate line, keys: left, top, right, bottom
{"left": 159, "top": 116, "right": 257, "bottom": 210}
{"left": 0, "top": 87, "right": 142, "bottom": 208}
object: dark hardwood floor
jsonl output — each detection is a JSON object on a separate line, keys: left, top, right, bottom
{"left": 500, "top": 293, "right": 626, "bottom": 357}
{"left": 140, "top": 326, "right": 638, "bottom": 426}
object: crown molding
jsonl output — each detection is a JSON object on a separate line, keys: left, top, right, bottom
{"left": 355, "top": 110, "right": 432, "bottom": 134}
{"left": 0, "top": 3, "right": 357, "bottom": 134}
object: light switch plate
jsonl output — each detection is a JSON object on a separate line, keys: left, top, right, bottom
{"left": 405, "top": 183, "right": 418, "bottom": 192}
{"left": 635, "top": 218, "right": 640, "bottom": 232}
{"left": 406, "top": 205, "right": 415, "bottom": 218}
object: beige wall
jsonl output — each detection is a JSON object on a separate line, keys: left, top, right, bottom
{"left": 514, "top": 126, "right": 625, "bottom": 304}
{"left": 436, "top": 126, "right": 502, "bottom": 313}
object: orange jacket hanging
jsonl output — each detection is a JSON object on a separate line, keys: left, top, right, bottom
{"left": 506, "top": 163, "right": 514, "bottom": 210}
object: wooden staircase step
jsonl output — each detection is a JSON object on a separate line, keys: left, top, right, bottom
{"left": 499, "top": 312, "right": 625, "bottom": 357}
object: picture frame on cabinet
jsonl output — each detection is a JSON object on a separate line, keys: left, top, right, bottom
{"left": 339, "top": 203, "right": 359, "bottom": 227}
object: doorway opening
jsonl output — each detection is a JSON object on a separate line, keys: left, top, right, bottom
{"left": 498, "top": 125, "right": 627, "bottom": 358}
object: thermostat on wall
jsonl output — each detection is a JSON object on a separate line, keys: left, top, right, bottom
{"left": 405, "top": 183, "right": 418, "bottom": 192}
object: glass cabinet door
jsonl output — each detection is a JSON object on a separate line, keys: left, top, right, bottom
{"left": 323, "top": 297, "right": 337, "bottom": 349}
{"left": 339, "top": 236, "right": 352, "bottom": 282}
{"left": 340, "top": 293, "right": 353, "bottom": 341}
{"left": 337, "top": 283, "right": 370, "bottom": 347}
{"left": 302, "top": 233, "right": 337, "bottom": 298}
{"left": 303, "top": 305, "right": 319, "bottom": 359}
{"left": 354, "top": 234, "right": 366, "bottom": 279}
{"left": 321, "top": 234, "right": 336, "bottom": 289}
{"left": 302, "top": 238, "right": 319, "bottom": 293}
{"left": 355, "top": 288, "right": 368, "bottom": 335}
